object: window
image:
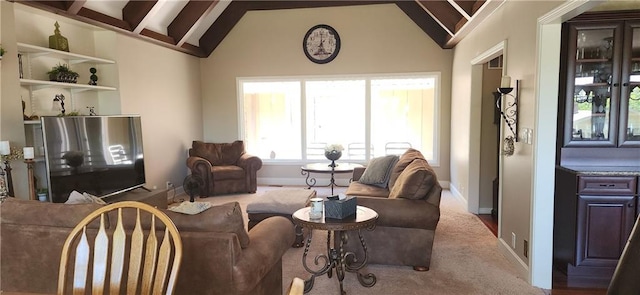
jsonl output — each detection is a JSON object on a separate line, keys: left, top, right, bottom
{"left": 238, "top": 73, "right": 440, "bottom": 165}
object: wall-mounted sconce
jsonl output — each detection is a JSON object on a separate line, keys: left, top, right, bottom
{"left": 497, "top": 76, "right": 519, "bottom": 141}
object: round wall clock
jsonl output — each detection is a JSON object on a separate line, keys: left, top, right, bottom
{"left": 303, "top": 24, "right": 341, "bottom": 64}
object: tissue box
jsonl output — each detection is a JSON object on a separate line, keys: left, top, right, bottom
{"left": 324, "top": 196, "right": 357, "bottom": 219}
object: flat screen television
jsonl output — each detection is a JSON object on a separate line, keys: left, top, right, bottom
{"left": 41, "top": 115, "right": 146, "bottom": 203}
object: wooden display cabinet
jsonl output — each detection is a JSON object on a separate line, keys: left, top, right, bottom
{"left": 560, "top": 18, "right": 640, "bottom": 148}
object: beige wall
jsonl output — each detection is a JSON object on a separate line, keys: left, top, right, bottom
{"left": 0, "top": 3, "right": 202, "bottom": 198}
{"left": 451, "top": 1, "right": 564, "bottom": 265}
{"left": 200, "top": 3, "right": 453, "bottom": 184}
{"left": 114, "top": 34, "right": 202, "bottom": 192}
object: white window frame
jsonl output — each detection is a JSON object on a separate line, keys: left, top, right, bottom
{"left": 237, "top": 72, "right": 441, "bottom": 167}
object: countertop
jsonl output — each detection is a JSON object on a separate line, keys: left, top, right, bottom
{"left": 558, "top": 165, "right": 640, "bottom": 176}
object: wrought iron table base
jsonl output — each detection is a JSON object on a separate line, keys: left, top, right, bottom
{"left": 301, "top": 169, "right": 351, "bottom": 195}
{"left": 301, "top": 229, "right": 376, "bottom": 294}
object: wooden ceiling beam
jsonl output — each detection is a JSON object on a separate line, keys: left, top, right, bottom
{"left": 395, "top": 1, "right": 449, "bottom": 47}
{"left": 168, "top": 0, "right": 219, "bottom": 47}
{"left": 417, "top": 0, "right": 463, "bottom": 35}
{"left": 65, "top": 0, "right": 86, "bottom": 15}
{"left": 123, "top": 0, "right": 160, "bottom": 34}
{"left": 199, "top": 1, "right": 248, "bottom": 55}
{"left": 452, "top": 0, "right": 476, "bottom": 18}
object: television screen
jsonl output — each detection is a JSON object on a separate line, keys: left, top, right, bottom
{"left": 41, "top": 115, "right": 146, "bottom": 203}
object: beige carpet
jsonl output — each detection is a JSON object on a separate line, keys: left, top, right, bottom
{"left": 178, "top": 186, "right": 544, "bottom": 295}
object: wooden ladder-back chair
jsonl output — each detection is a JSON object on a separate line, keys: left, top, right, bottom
{"left": 57, "top": 201, "right": 183, "bottom": 295}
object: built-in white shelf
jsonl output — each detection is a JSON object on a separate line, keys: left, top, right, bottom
{"left": 20, "top": 78, "right": 116, "bottom": 92}
{"left": 17, "top": 43, "right": 115, "bottom": 65}
{"left": 24, "top": 120, "right": 41, "bottom": 125}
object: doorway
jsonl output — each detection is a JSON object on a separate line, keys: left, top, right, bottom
{"left": 477, "top": 57, "right": 503, "bottom": 237}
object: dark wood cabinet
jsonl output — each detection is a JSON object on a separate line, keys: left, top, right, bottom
{"left": 554, "top": 168, "right": 639, "bottom": 287}
{"left": 576, "top": 195, "right": 635, "bottom": 267}
{"left": 561, "top": 16, "right": 640, "bottom": 149}
{"left": 555, "top": 11, "right": 640, "bottom": 289}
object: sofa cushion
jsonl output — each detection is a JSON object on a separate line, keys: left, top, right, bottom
{"left": 161, "top": 201, "right": 250, "bottom": 248}
{"left": 388, "top": 148, "right": 425, "bottom": 189}
{"left": 345, "top": 182, "right": 390, "bottom": 198}
{"left": 191, "top": 140, "right": 245, "bottom": 166}
{"left": 389, "top": 159, "right": 437, "bottom": 200}
{"left": 358, "top": 155, "right": 399, "bottom": 188}
{"left": 211, "top": 165, "right": 246, "bottom": 180}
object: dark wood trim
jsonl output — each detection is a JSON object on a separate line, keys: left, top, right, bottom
{"left": 395, "top": 1, "right": 449, "bottom": 47}
{"left": 417, "top": 0, "right": 462, "bottom": 34}
{"left": 77, "top": 7, "right": 132, "bottom": 31}
{"left": 168, "top": 0, "right": 219, "bottom": 47}
{"left": 140, "top": 28, "right": 176, "bottom": 45}
{"left": 122, "top": 0, "right": 158, "bottom": 33}
{"left": 199, "top": 1, "right": 248, "bottom": 56}
{"left": 568, "top": 10, "right": 640, "bottom": 22}
{"left": 65, "top": 0, "right": 85, "bottom": 15}
{"left": 453, "top": 0, "right": 475, "bottom": 17}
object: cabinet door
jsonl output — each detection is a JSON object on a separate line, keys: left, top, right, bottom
{"left": 576, "top": 195, "right": 635, "bottom": 267}
{"left": 619, "top": 21, "right": 640, "bottom": 147}
{"left": 564, "top": 22, "right": 623, "bottom": 147}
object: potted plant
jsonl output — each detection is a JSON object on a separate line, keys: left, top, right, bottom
{"left": 0, "top": 46, "right": 5, "bottom": 58}
{"left": 47, "top": 63, "right": 79, "bottom": 83}
{"left": 36, "top": 188, "right": 48, "bottom": 202}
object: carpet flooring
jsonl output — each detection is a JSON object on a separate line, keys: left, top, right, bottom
{"left": 176, "top": 186, "right": 544, "bottom": 295}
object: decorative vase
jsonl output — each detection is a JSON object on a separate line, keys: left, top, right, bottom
{"left": 325, "top": 150, "right": 342, "bottom": 161}
{"left": 325, "top": 150, "right": 342, "bottom": 167}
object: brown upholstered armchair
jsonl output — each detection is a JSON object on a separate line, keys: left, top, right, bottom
{"left": 187, "top": 140, "right": 262, "bottom": 196}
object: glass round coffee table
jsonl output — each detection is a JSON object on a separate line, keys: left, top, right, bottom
{"left": 292, "top": 205, "right": 378, "bottom": 294}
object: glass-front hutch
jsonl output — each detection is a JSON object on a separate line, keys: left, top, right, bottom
{"left": 564, "top": 20, "right": 640, "bottom": 147}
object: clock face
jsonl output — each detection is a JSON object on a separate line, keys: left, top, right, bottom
{"left": 303, "top": 24, "right": 340, "bottom": 64}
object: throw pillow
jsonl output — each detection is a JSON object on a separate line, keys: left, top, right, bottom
{"left": 389, "top": 159, "right": 437, "bottom": 200}
{"left": 388, "top": 148, "right": 426, "bottom": 189}
{"left": 358, "top": 155, "right": 399, "bottom": 188}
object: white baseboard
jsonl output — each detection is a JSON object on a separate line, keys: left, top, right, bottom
{"left": 498, "top": 237, "right": 530, "bottom": 283}
{"left": 478, "top": 207, "right": 493, "bottom": 214}
{"left": 448, "top": 183, "right": 468, "bottom": 208}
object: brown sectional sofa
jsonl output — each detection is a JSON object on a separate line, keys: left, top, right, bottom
{"left": 0, "top": 198, "right": 294, "bottom": 295}
{"left": 344, "top": 148, "right": 442, "bottom": 270}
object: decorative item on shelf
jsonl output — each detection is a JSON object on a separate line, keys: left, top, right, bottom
{"left": 18, "top": 53, "right": 23, "bottom": 79}
{"left": 1, "top": 143, "right": 23, "bottom": 198}
{"left": 22, "top": 100, "right": 29, "bottom": 120}
{"left": 496, "top": 76, "right": 519, "bottom": 142}
{"left": 0, "top": 141, "right": 9, "bottom": 202}
{"left": 87, "top": 106, "right": 97, "bottom": 116}
{"left": 24, "top": 147, "right": 36, "bottom": 201}
{"left": 52, "top": 94, "right": 66, "bottom": 115}
{"left": 49, "top": 21, "right": 69, "bottom": 52}
{"left": 88, "top": 67, "right": 98, "bottom": 85}
{"left": 324, "top": 143, "right": 344, "bottom": 167}
{"left": 47, "top": 63, "right": 78, "bottom": 83}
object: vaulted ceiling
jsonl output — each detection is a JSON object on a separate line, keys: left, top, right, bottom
{"left": 13, "top": 0, "right": 503, "bottom": 58}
